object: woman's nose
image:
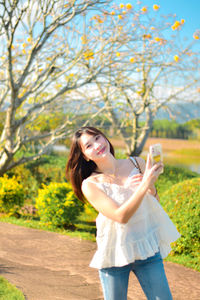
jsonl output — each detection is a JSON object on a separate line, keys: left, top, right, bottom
{"left": 94, "top": 142, "right": 101, "bottom": 150}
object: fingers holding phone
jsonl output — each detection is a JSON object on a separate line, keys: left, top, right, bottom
{"left": 149, "top": 143, "right": 164, "bottom": 174}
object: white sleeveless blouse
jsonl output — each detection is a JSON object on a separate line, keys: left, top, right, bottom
{"left": 88, "top": 157, "right": 181, "bottom": 269}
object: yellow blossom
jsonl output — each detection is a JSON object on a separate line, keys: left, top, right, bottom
{"left": 84, "top": 50, "right": 94, "bottom": 60}
{"left": 141, "top": 6, "right": 147, "bottom": 13}
{"left": 143, "top": 34, "right": 152, "bottom": 39}
{"left": 126, "top": 3, "right": 132, "bottom": 10}
{"left": 95, "top": 16, "right": 104, "bottom": 23}
{"left": 130, "top": 57, "right": 135, "bottom": 63}
{"left": 136, "top": 68, "right": 140, "bottom": 72}
{"left": 153, "top": 4, "right": 160, "bottom": 11}
{"left": 174, "top": 21, "right": 180, "bottom": 27}
{"left": 119, "top": 4, "right": 124, "bottom": 9}
{"left": 171, "top": 20, "right": 181, "bottom": 30}
{"left": 22, "top": 49, "right": 26, "bottom": 54}
{"left": 118, "top": 14, "right": 123, "bottom": 20}
{"left": 193, "top": 33, "right": 200, "bottom": 40}
{"left": 154, "top": 37, "right": 161, "bottom": 42}
{"left": 116, "top": 52, "right": 121, "bottom": 57}
{"left": 27, "top": 37, "right": 32, "bottom": 43}
{"left": 110, "top": 11, "right": 115, "bottom": 15}
{"left": 150, "top": 26, "right": 155, "bottom": 30}
{"left": 22, "top": 43, "right": 26, "bottom": 48}
{"left": 181, "top": 19, "right": 185, "bottom": 24}
{"left": 81, "top": 35, "right": 87, "bottom": 44}
{"left": 174, "top": 55, "right": 179, "bottom": 62}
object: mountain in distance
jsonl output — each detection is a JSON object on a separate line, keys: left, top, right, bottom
{"left": 155, "top": 101, "right": 200, "bottom": 123}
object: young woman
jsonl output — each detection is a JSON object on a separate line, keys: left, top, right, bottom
{"left": 66, "top": 126, "right": 180, "bottom": 300}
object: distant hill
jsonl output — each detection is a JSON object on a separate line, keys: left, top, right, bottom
{"left": 155, "top": 101, "right": 200, "bottom": 123}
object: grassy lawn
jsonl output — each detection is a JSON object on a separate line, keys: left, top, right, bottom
{"left": 0, "top": 276, "right": 25, "bottom": 300}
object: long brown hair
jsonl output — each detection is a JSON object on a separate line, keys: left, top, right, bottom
{"left": 66, "top": 126, "right": 115, "bottom": 202}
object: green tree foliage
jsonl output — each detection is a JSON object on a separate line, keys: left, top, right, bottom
{"left": 150, "top": 119, "right": 192, "bottom": 139}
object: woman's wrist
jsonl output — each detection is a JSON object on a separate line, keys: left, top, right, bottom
{"left": 148, "top": 186, "right": 157, "bottom": 197}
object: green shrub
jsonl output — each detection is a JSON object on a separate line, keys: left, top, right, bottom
{"left": 7, "top": 165, "right": 38, "bottom": 203}
{"left": 36, "top": 182, "right": 84, "bottom": 228}
{"left": 160, "top": 178, "right": 200, "bottom": 260}
{"left": 156, "top": 164, "right": 199, "bottom": 195}
{"left": 0, "top": 175, "right": 25, "bottom": 215}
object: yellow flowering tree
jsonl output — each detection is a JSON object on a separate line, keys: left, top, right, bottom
{"left": 73, "top": 1, "right": 200, "bottom": 155}
{"left": 0, "top": 0, "right": 111, "bottom": 175}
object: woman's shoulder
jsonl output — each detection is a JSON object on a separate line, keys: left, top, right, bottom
{"left": 129, "top": 156, "right": 146, "bottom": 173}
{"left": 82, "top": 173, "right": 102, "bottom": 188}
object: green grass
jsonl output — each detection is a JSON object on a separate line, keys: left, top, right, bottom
{"left": 165, "top": 253, "right": 200, "bottom": 272}
{"left": 0, "top": 276, "right": 25, "bottom": 300}
{"left": 0, "top": 210, "right": 97, "bottom": 242}
{"left": 171, "top": 148, "right": 200, "bottom": 157}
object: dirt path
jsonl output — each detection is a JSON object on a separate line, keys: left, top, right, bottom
{"left": 0, "top": 222, "right": 200, "bottom": 300}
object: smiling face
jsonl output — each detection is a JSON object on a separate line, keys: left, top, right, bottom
{"left": 79, "top": 132, "right": 110, "bottom": 162}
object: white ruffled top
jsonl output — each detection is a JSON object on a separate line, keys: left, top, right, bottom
{"left": 89, "top": 157, "right": 181, "bottom": 269}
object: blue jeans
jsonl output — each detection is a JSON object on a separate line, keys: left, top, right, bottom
{"left": 99, "top": 252, "right": 173, "bottom": 300}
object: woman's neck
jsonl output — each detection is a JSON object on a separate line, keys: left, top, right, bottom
{"left": 95, "top": 155, "right": 119, "bottom": 176}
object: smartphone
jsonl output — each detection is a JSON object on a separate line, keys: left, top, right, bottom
{"left": 149, "top": 143, "right": 163, "bottom": 173}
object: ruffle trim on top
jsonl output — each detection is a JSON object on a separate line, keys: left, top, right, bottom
{"left": 90, "top": 225, "right": 181, "bottom": 269}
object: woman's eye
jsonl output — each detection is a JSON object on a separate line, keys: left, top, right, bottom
{"left": 86, "top": 144, "right": 91, "bottom": 149}
{"left": 95, "top": 135, "right": 100, "bottom": 140}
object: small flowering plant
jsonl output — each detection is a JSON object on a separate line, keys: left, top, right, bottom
{"left": 36, "top": 182, "right": 84, "bottom": 228}
{"left": 0, "top": 175, "right": 24, "bottom": 215}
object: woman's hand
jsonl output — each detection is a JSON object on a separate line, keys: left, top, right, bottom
{"left": 127, "top": 173, "right": 143, "bottom": 188}
{"left": 142, "top": 154, "right": 163, "bottom": 188}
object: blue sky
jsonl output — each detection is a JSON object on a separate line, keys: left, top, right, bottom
{"left": 114, "top": 0, "right": 200, "bottom": 41}
{"left": 150, "top": 0, "right": 200, "bottom": 38}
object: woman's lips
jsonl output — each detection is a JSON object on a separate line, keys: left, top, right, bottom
{"left": 97, "top": 146, "right": 106, "bottom": 155}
